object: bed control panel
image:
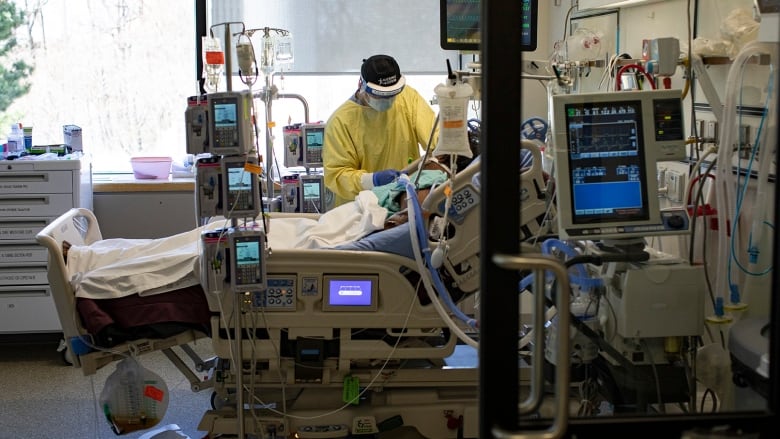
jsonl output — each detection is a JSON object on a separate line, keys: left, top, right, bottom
{"left": 252, "top": 276, "right": 296, "bottom": 311}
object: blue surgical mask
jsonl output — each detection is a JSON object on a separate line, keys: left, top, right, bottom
{"left": 366, "top": 94, "right": 395, "bottom": 112}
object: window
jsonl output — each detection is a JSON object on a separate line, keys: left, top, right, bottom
{"left": 204, "top": 0, "right": 463, "bottom": 180}
{"left": 4, "top": 0, "right": 196, "bottom": 172}
{"left": 4, "top": 0, "right": 469, "bottom": 175}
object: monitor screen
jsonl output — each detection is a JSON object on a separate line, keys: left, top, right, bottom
{"left": 322, "top": 275, "right": 378, "bottom": 311}
{"left": 565, "top": 99, "right": 650, "bottom": 224}
{"left": 439, "top": 0, "right": 538, "bottom": 51}
{"left": 552, "top": 90, "right": 687, "bottom": 241}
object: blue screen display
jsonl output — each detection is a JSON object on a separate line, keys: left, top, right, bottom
{"left": 327, "top": 279, "right": 373, "bottom": 307}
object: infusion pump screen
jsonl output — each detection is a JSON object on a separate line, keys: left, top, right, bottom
{"left": 303, "top": 181, "right": 320, "bottom": 199}
{"left": 227, "top": 166, "right": 254, "bottom": 211}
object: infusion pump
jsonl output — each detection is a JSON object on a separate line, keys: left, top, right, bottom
{"left": 281, "top": 173, "right": 326, "bottom": 214}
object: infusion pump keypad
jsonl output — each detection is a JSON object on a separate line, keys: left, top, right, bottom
{"left": 214, "top": 128, "right": 237, "bottom": 149}
{"left": 306, "top": 149, "right": 322, "bottom": 164}
{"left": 252, "top": 277, "right": 296, "bottom": 310}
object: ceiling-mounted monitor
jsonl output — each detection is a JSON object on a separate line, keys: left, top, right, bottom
{"left": 439, "top": 0, "right": 538, "bottom": 52}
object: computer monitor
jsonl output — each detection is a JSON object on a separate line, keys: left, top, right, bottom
{"left": 552, "top": 89, "right": 689, "bottom": 241}
{"left": 439, "top": 0, "right": 538, "bottom": 52}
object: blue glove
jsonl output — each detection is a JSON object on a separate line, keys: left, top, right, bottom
{"left": 372, "top": 169, "right": 400, "bottom": 187}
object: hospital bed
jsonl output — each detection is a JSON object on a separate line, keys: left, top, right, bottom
{"left": 35, "top": 207, "right": 215, "bottom": 392}
{"left": 198, "top": 143, "right": 551, "bottom": 438}
{"left": 33, "top": 142, "right": 550, "bottom": 437}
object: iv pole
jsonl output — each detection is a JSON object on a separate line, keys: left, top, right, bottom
{"left": 209, "top": 23, "right": 310, "bottom": 438}
{"left": 238, "top": 27, "right": 310, "bottom": 200}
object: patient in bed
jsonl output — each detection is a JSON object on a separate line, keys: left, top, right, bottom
{"left": 65, "top": 134, "right": 531, "bottom": 301}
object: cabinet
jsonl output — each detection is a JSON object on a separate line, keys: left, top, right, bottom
{"left": 0, "top": 159, "right": 92, "bottom": 333}
{"left": 92, "top": 177, "right": 196, "bottom": 239}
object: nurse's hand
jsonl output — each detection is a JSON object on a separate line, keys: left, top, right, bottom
{"left": 372, "top": 169, "right": 400, "bottom": 186}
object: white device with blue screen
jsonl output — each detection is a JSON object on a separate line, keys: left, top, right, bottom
{"left": 321, "top": 275, "right": 378, "bottom": 312}
{"left": 208, "top": 90, "right": 254, "bottom": 156}
{"left": 228, "top": 229, "right": 267, "bottom": 293}
{"left": 552, "top": 89, "right": 689, "bottom": 241}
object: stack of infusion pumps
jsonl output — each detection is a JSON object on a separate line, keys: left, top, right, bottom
{"left": 186, "top": 90, "right": 267, "bottom": 294}
{"left": 188, "top": 90, "right": 261, "bottom": 221}
{"left": 281, "top": 123, "right": 328, "bottom": 213}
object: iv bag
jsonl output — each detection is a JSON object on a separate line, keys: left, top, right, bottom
{"left": 432, "top": 81, "right": 474, "bottom": 158}
{"left": 202, "top": 36, "right": 224, "bottom": 92}
{"left": 100, "top": 358, "right": 170, "bottom": 435}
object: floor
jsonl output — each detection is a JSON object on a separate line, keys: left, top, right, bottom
{"left": 0, "top": 333, "right": 214, "bottom": 439}
{"left": 0, "top": 333, "right": 457, "bottom": 439}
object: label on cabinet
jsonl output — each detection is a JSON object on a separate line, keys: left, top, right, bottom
{"left": 0, "top": 218, "right": 50, "bottom": 241}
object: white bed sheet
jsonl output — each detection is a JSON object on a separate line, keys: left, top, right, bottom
{"left": 68, "top": 191, "right": 387, "bottom": 299}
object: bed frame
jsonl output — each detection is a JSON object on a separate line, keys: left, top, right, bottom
{"left": 35, "top": 207, "right": 213, "bottom": 391}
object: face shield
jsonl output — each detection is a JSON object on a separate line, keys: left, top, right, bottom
{"left": 364, "top": 92, "right": 397, "bottom": 112}
{"left": 360, "top": 72, "right": 405, "bottom": 112}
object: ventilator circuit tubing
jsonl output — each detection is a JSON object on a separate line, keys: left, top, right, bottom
{"left": 518, "top": 239, "right": 603, "bottom": 293}
{"left": 404, "top": 175, "right": 479, "bottom": 349}
{"left": 713, "top": 40, "right": 778, "bottom": 314}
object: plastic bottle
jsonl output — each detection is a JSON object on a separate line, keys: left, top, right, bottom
{"left": 23, "top": 126, "right": 32, "bottom": 150}
{"left": 7, "top": 124, "right": 23, "bottom": 153}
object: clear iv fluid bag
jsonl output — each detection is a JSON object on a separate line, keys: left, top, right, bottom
{"left": 433, "top": 82, "right": 474, "bottom": 158}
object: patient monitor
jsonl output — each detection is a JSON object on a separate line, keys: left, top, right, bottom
{"left": 551, "top": 89, "right": 689, "bottom": 241}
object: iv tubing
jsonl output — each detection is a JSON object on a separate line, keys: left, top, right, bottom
{"left": 713, "top": 41, "right": 778, "bottom": 310}
{"left": 615, "top": 64, "right": 656, "bottom": 90}
{"left": 405, "top": 176, "right": 479, "bottom": 349}
{"left": 743, "top": 61, "right": 776, "bottom": 269}
{"left": 407, "top": 176, "right": 477, "bottom": 328}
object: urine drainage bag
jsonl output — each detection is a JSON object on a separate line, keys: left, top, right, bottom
{"left": 100, "top": 357, "right": 170, "bottom": 435}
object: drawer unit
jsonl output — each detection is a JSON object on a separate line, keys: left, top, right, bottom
{"left": 0, "top": 244, "right": 48, "bottom": 265}
{"left": 0, "top": 217, "right": 53, "bottom": 241}
{"left": 0, "top": 193, "right": 76, "bottom": 217}
{"left": 0, "top": 285, "right": 60, "bottom": 333}
{"left": 0, "top": 158, "right": 92, "bottom": 334}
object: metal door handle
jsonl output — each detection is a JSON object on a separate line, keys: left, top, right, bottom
{"left": 491, "top": 253, "right": 570, "bottom": 439}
